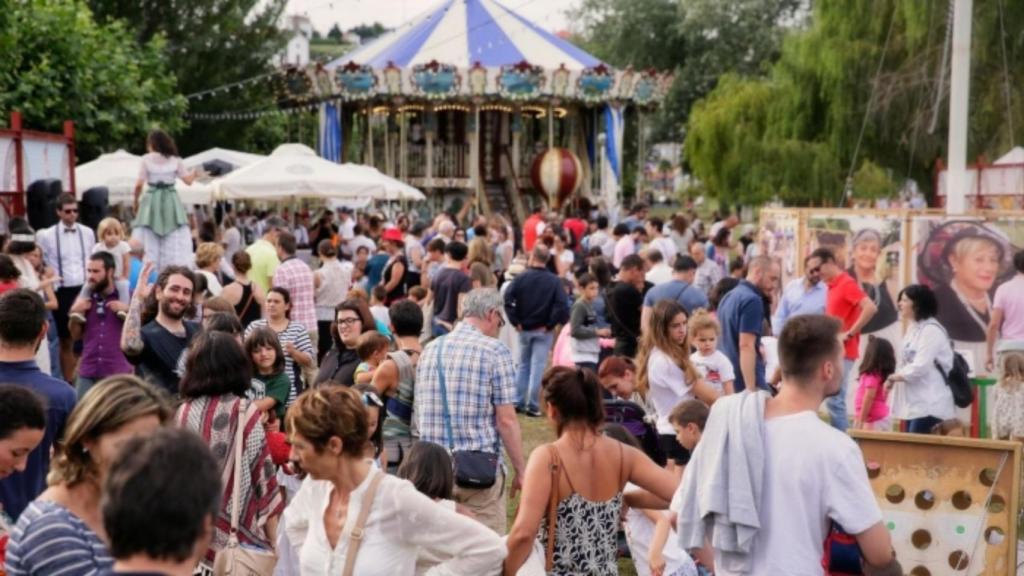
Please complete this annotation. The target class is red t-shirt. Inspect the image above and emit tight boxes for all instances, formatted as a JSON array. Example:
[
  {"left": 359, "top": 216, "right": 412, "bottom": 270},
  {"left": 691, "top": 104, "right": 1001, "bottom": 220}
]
[
  {"left": 827, "top": 271, "right": 867, "bottom": 359},
  {"left": 563, "top": 218, "right": 587, "bottom": 249},
  {"left": 523, "top": 213, "right": 543, "bottom": 253}
]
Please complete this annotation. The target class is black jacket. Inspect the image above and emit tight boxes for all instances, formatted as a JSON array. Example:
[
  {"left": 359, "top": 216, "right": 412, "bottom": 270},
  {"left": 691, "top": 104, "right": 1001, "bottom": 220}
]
[{"left": 503, "top": 267, "right": 571, "bottom": 330}]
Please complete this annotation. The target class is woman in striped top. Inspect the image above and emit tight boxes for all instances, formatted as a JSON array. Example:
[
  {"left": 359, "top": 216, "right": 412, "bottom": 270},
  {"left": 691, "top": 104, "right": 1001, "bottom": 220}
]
[
  {"left": 4, "top": 376, "right": 171, "bottom": 576},
  {"left": 244, "top": 286, "right": 316, "bottom": 405}
]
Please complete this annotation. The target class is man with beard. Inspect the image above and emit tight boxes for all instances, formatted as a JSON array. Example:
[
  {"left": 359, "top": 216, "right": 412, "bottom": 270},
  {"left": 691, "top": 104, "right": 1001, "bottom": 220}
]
[
  {"left": 120, "top": 263, "right": 198, "bottom": 394},
  {"left": 69, "top": 253, "right": 133, "bottom": 398}
]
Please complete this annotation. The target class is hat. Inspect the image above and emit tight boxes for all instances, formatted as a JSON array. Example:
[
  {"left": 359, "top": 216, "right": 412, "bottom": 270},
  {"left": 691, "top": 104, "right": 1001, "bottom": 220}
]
[
  {"left": 916, "top": 220, "right": 1014, "bottom": 287},
  {"left": 382, "top": 228, "right": 404, "bottom": 243}
]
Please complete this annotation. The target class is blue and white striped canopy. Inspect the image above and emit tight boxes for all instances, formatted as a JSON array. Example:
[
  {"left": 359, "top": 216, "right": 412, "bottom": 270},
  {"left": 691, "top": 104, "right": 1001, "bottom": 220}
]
[{"left": 328, "top": 0, "right": 603, "bottom": 72}]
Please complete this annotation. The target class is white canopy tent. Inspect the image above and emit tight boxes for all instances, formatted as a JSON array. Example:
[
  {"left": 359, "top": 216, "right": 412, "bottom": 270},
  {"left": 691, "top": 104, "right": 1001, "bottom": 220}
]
[
  {"left": 75, "top": 149, "right": 213, "bottom": 206},
  {"left": 182, "top": 147, "right": 265, "bottom": 171},
  {"left": 213, "top": 144, "right": 425, "bottom": 202}
]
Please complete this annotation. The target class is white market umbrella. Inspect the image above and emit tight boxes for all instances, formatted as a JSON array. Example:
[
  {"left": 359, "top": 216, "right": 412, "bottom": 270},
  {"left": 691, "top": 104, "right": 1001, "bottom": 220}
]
[
  {"left": 213, "top": 143, "right": 424, "bottom": 202},
  {"left": 342, "top": 163, "right": 425, "bottom": 201},
  {"left": 183, "top": 147, "right": 266, "bottom": 171},
  {"left": 76, "top": 149, "right": 214, "bottom": 206}
]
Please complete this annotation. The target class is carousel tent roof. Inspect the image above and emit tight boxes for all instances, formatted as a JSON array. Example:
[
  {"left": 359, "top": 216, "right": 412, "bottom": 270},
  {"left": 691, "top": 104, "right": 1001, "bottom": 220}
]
[
  {"left": 213, "top": 144, "right": 425, "bottom": 202},
  {"left": 328, "top": 0, "right": 602, "bottom": 72},
  {"left": 75, "top": 150, "right": 212, "bottom": 206}
]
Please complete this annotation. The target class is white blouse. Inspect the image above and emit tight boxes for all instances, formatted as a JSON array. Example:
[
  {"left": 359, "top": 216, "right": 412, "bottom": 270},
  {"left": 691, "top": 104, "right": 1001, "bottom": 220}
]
[
  {"left": 890, "top": 319, "right": 955, "bottom": 420},
  {"left": 647, "top": 347, "right": 695, "bottom": 434},
  {"left": 285, "top": 471, "right": 505, "bottom": 576}
]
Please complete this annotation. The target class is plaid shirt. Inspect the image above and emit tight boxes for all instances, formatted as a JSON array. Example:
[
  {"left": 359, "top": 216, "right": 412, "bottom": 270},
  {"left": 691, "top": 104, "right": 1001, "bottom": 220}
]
[
  {"left": 415, "top": 322, "right": 516, "bottom": 453},
  {"left": 272, "top": 258, "right": 316, "bottom": 332}
]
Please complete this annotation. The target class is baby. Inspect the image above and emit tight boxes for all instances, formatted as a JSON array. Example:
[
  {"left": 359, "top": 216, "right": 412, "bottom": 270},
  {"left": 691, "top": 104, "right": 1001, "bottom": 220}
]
[{"left": 354, "top": 330, "right": 390, "bottom": 385}]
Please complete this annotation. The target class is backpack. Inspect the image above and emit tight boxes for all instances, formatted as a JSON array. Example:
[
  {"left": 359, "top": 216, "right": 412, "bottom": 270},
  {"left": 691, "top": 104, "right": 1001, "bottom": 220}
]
[{"left": 931, "top": 323, "right": 974, "bottom": 409}]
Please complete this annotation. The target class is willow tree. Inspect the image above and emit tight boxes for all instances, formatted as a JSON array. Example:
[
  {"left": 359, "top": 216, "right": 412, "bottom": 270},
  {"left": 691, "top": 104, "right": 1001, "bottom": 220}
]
[{"left": 686, "top": 0, "right": 1024, "bottom": 206}]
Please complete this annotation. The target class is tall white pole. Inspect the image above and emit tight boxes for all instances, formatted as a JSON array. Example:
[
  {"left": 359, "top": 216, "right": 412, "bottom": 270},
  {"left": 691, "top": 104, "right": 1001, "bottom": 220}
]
[{"left": 946, "top": 0, "right": 972, "bottom": 215}]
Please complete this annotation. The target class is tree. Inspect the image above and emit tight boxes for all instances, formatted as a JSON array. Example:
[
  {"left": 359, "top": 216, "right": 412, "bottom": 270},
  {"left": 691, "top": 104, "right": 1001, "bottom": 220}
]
[
  {"left": 349, "top": 23, "right": 387, "bottom": 43},
  {"left": 88, "top": 0, "right": 289, "bottom": 156},
  {"left": 685, "top": 0, "right": 1024, "bottom": 206},
  {"left": 327, "top": 23, "right": 343, "bottom": 42},
  {"left": 0, "top": 0, "right": 185, "bottom": 161}
]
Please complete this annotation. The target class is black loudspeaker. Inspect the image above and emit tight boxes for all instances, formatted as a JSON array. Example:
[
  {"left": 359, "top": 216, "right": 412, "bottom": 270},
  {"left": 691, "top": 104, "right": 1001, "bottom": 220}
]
[
  {"left": 26, "top": 179, "right": 62, "bottom": 231},
  {"left": 79, "top": 187, "right": 109, "bottom": 231}
]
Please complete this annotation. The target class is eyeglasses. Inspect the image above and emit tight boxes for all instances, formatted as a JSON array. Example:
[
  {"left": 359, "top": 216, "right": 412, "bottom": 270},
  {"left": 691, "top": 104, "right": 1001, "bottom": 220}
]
[
  {"left": 492, "top": 310, "right": 505, "bottom": 328},
  {"left": 338, "top": 317, "right": 361, "bottom": 326},
  {"left": 807, "top": 266, "right": 821, "bottom": 274}
]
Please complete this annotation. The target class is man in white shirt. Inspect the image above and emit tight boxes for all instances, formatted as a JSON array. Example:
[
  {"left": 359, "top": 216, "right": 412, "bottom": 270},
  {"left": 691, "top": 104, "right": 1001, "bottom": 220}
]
[
  {"left": 642, "top": 248, "right": 673, "bottom": 286},
  {"left": 335, "top": 207, "right": 356, "bottom": 256},
  {"left": 646, "top": 216, "right": 677, "bottom": 265},
  {"left": 348, "top": 224, "right": 377, "bottom": 257},
  {"left": 37, "top": 193, "right": 96, "bottom": 382},
  {"left": 681, "top": 314, "right": 899, "bottom": 575}
]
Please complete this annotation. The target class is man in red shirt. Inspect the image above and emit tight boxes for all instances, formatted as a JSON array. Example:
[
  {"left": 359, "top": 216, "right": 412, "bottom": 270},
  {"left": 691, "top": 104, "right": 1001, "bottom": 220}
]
[
  {"left": 522, "top": 206, "right": 545, "bottom": 254},
  {"left": 812, "top": 247, "right": 877, "bottom": 432}
]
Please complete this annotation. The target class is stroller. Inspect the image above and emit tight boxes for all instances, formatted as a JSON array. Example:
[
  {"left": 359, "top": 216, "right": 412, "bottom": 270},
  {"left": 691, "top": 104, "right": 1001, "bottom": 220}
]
[{"left": 604, "top": 397, "right": 665, "bottom": 467}]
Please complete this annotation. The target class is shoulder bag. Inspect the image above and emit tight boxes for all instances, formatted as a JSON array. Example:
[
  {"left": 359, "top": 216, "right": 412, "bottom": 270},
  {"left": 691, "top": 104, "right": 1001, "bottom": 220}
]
[
  {"left": 212, "top": 403, "right": 277, "bottom": 576},
  {"left": 341, "top": 470, "right": 385, "bottom": 576},
  {"left": 436, "top": 337, "right": 500, "bottom": 489},
  {"left": 929, "top": 322, "right": 974, "bottom": 409},
  {"left": 544, "top": 445, "right": 560, "bottom": 571}
]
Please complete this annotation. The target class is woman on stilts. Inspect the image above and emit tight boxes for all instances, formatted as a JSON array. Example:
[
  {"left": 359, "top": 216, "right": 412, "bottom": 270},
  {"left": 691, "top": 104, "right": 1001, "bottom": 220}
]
[{"left": 133, "top": 130, "right": 200, "bottom": 272}]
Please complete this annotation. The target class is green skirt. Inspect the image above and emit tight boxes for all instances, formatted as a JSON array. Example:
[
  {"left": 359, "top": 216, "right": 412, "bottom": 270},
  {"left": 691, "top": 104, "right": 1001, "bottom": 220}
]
[{"left": 133, "top": 182, "right": 188, "bottom": 237}]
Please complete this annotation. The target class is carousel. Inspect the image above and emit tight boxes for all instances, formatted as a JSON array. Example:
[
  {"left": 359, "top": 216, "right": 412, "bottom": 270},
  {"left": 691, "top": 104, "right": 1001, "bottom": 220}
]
[{"left": 282, "top": 0, "right": 671, "bottom": 226}]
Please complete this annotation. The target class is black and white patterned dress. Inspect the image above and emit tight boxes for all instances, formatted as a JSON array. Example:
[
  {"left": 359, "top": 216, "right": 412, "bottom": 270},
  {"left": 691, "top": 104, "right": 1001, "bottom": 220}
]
[{"left": 536, "top": 444, "right": 624, "bottom": 576}]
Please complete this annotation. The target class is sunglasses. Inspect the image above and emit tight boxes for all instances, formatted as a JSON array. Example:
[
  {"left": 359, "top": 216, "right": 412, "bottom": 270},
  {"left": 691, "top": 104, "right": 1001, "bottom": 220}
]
[{"left": 62, "top": 208, "right": 78, "bottom": 214}]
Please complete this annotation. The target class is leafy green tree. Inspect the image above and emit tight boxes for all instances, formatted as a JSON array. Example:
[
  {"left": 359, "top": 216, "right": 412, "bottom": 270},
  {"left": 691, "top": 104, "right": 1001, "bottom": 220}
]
[
  {"left": 349, "top": 23, "right": 387, "bottom": 43},
  {"left": 0, "top": 0, "right": 185, "bottom": 160},
  {"left": 686, "top": 0, "right": 1024, "bottom": 206},
  {"left": 327, "top": 23, "right": 343, "bottom": 43},
  {"left": 88, "top": 0, "right": 289, "bottom": 156}
]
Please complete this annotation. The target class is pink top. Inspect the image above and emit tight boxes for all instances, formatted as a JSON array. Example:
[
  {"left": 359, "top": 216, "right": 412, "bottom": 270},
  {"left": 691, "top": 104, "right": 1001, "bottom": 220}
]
[
  {"left": 854, "top": 372, "right": 889, "bottom": 422},
  {"left": 994, "top": 274, "right": 1024, "bottom": 340}
]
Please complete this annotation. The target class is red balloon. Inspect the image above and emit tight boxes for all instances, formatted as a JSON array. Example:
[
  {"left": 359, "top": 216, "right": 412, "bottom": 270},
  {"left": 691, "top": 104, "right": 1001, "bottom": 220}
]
[{"left": 530, "top": 148, "right": 582, "bottom": 210}]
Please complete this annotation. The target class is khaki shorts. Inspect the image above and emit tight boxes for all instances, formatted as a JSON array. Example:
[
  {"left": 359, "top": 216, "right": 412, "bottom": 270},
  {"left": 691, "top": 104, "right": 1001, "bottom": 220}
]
[{"left": 453, "top": 468, "right": 507, "bottom": 535}]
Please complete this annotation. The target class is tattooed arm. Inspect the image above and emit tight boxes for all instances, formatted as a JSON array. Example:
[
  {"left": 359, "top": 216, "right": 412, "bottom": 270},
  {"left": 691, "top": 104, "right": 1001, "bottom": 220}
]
[{"left": 121, "top": 262, "right": 153, "bottom": 357}]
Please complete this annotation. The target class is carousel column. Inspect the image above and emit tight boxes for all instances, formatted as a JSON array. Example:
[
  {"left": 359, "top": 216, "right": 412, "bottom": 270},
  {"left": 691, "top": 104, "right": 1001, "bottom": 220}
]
[
  {"left": 399, "top": 107, "right": 408, "bottom": 181},
  {"left": 469, "top": 104, "right": 481, "bottom": 205},
  {"left": 511, "top": 106, "right": 522, "bottom": 181},
  {"left": 385, "top": 108, "right": 393, "bottom": 177},
  {"left": 636, "top": 108, "right": 645, "bottom": 200},
  {"left": 547, "top": 102, "right": 555, "bottom": 150},
  {"left": 366, "top": 107, "right": 375, "bottom": 168},
  {"left": 425, "top": 104, "right": 435, "bottom": 184}
]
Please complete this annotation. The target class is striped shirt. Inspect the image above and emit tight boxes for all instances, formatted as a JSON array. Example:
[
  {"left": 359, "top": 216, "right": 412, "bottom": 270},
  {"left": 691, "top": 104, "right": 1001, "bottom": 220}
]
[
  {"left": 245, "top": 319, "right": 314, "bottom": 405},
  {"left": 4, "top": 500, "right": 113, "bottom": 575},
  {"left": 414, "top": 322, "right": 516, "bottom": 454}
]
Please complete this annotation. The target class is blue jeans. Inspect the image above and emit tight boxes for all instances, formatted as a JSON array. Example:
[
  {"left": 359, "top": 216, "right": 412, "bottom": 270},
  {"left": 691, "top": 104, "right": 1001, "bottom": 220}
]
[
  {"left": 827, "top": 359, "right": 853, "bottom": 432},
  {"left": 516, "top": 329, "right": 553, "bottom": 412},
  {"left": 47, "top": 312, "right": 61, "bottom": 380},
  {"left": 76, "top": 376, "right": 99, "bottom": 399},
  {"left": 907, "top": 415, "right": 943, "bottom": 434}
]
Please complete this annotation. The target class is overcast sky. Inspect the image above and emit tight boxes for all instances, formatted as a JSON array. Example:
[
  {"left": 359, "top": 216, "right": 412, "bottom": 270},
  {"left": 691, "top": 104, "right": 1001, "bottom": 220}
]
[{"left": 286, "top": 0, "right": 584, "bottom": 35}]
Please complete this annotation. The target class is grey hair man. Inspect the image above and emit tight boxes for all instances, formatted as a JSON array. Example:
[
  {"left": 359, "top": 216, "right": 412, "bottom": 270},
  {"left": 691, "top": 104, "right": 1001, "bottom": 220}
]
[{"left": 415, "top": 288, "right": 525, "bottom": 535}]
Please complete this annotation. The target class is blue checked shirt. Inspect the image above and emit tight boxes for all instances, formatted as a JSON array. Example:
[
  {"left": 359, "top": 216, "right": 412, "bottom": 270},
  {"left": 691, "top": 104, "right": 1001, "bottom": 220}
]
[{"left": 414, "top": 322, "right": 517, "bottom": 454}]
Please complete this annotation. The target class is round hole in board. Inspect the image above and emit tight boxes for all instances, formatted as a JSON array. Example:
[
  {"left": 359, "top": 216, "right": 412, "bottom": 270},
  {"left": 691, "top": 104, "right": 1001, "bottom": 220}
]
[
  {"left": 914, "top": 489, "right": 935, "bottom": 510},
  {"left": 988, "top": 494, "right": 1006, "bottom": 514},
  {"left": 985, "top": 526, "right": 1005, "bottom": 546},
  {"left": 866, "top": 461, "right": 881, "bottom": 479},
  {"left": 951, "top": 490, "right": 972, "bottom": 510},
  {"left": 885, "top": 484, "right": 905, "bottom": 504},
  {"left": 909, "top": 566, "right": 931, "bottom": 576},
  {"left": 911, "top": 529, "right": 932, "bottom": 550},
  {"left": 948, "top": 551, "right": 969, "bottom": 570},
  {"left": 980, "top": 467, "right": 997, "bottom": 487}
]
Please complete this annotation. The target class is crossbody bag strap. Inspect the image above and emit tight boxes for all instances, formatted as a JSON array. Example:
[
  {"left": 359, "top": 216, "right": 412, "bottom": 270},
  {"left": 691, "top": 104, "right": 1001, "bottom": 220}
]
[
  {"left": 228, "top": 401, "right": 247, "bottom": 542},
  {"left": 545, "top": 444, "right": 561, "bottom": 571},
  {"left": 434, "top": 337, "right": 455, "bottom": 450},
  {"left": 238, "top": 285, "right": 256, "bottom": 319},
  {"left": 341, "top": 471, "right": 385, "bottom": 576}
]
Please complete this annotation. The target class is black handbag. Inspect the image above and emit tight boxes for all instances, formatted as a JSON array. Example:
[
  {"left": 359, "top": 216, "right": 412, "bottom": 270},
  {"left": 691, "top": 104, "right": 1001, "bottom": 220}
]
[{"left": 435, "top": 337, "right": 500, "bottom": 489}]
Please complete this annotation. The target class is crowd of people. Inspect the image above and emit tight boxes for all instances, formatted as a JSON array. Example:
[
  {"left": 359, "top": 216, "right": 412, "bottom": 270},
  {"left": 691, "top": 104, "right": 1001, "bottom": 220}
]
[{"left": 4, "top": 130, "right": 1024, "bottom": 576}]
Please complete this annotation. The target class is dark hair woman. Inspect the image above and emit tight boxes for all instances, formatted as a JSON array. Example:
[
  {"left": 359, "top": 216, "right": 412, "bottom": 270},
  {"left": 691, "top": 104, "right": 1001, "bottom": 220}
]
[
  {"left": 177, "top": 332, "right": 284, "bottom": 571},
  {"left": 314, "top": 298, "right": 375, "bottom": 387},
  {"left": 505, "top": 367, "right": 677, "bottom": 575}
]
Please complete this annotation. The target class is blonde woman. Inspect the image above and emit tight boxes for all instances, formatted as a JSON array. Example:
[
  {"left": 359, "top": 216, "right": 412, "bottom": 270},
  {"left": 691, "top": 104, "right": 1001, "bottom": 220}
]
[
  {"left": 636, "top": 300, "right": 719, "bottom": 478},
  {"left": 4, "top": 376, "right": 171, "bottom": 575},
  {"left": 283, "top": 386, "right": 505, "bottom": 575},
  {"left": 194, "top": 242, "right": 226, "bottom": 298}
]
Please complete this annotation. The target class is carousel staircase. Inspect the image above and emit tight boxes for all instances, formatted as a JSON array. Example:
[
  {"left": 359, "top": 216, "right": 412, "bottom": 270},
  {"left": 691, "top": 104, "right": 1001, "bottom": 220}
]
[{"left": 484, "top": 182, "right": 517, "bottom": 228}]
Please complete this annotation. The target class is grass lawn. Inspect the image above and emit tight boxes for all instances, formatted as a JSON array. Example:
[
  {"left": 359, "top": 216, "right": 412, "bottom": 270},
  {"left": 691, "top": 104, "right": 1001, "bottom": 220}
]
[{"left": 506, "top": 414, "right": 638, "bottom": 576}]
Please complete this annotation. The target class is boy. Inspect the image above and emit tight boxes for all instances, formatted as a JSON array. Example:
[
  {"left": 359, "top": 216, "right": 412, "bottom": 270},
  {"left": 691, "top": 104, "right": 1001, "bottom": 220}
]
[
  {"left": 670, "top": 399, "right": 710, "bottom": 453},
  {"left": 354, "top": 330, "right": 390, "bottom": 385},
  {"left": 570, "top": 273, "right": 611, "bottom": 372},
  {"left": 369, "top": 285, "right": 392, "bottom": 337}
]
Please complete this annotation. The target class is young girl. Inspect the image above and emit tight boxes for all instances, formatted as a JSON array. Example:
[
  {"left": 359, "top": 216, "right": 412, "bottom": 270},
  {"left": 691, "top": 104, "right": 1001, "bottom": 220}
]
[
  {"left": 604, "top": 424, "right": 698, "bottom": 576},
  {"left": 688, "top": 310, "right": 735, "bottom": 395},
  {"left": 990, "top": 352, "right": 1024, "bottom": 441},
  {"left": 245, "top": 327, "right": 292, "bottom": 421},
  {"left": 75, "top": 218, "right": 131, "bottom": 308},
  {"left": 854, "top": 336, "right": 895, "bottom": 431}
]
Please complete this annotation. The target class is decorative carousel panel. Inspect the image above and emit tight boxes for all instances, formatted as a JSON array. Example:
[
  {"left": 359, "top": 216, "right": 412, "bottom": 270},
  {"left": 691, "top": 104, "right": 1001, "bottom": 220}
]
[
  {"left": 498, "top": 61, "right": 546, "bottom": 101},
  {"left": 616, "top": 67, "right": 636, "bottom": 100},
  {"left": 335, "top": 62, "right": 378, "bottom": 101},
  {"left": 577, "top": 65, "right": 615, "bottom": 104},
  {"left": 468, "top": 62, "right": 488, "bottom": 97},
  {"left": 549, "top": 64, "right": 572, "bottom": 99},
  {"left": 381, "top": 62, "right": 403, "bottom": 96},
  {"left": 310, "top": 64, "right": 337, "bottom": 98},
  {"left": 279, "top": 66, "right": 315, "bottom": 101},
  {"left": 633, "top": 70, "right": 673, "bottom": 107},
  {"left": 411, "top": 61, "right": 461, "bottom": 100}
]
